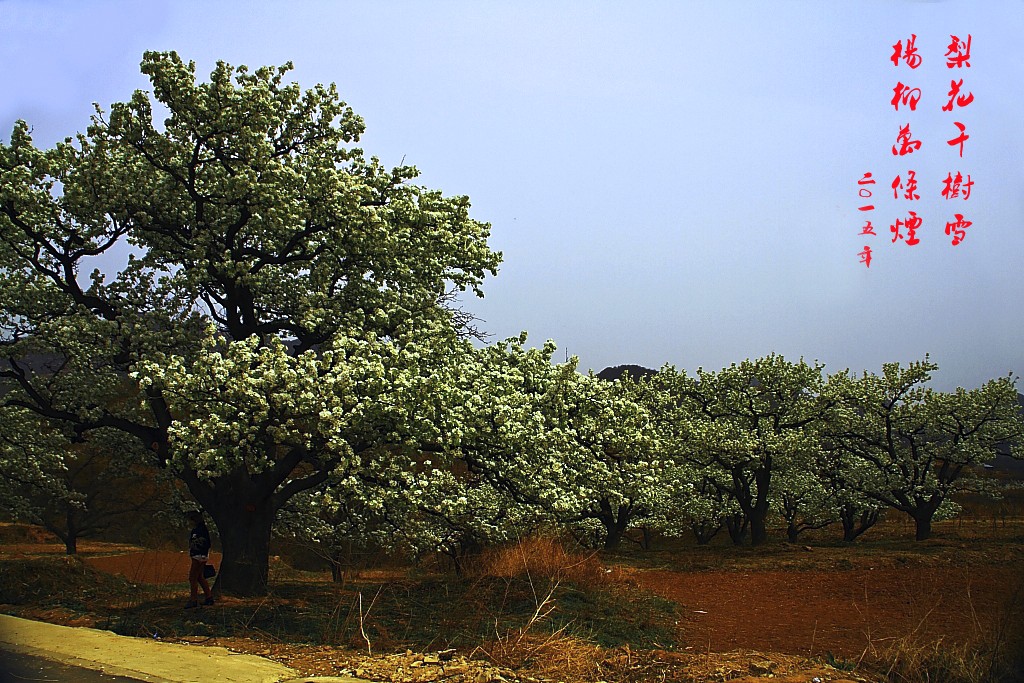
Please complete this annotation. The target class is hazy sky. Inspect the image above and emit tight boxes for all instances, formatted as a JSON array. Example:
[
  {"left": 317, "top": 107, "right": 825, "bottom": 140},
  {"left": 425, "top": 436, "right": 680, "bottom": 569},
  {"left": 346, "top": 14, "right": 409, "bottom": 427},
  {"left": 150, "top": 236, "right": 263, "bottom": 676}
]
[{"left": 2, "top": 1, "right": 1022, "bottom": 389}]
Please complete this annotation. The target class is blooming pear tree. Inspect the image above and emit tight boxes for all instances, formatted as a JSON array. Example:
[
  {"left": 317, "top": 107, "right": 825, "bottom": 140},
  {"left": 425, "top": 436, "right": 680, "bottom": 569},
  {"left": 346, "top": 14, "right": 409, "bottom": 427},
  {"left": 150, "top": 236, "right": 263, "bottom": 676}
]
[
  {"left": 814, "top": 448, "right": 886, "bottom": 542},
  {"left": 133, "top": 329, "right": 455, "bottom": 591},
  {"left": 441, "top": 336, "right": 681, "bottom": 551},
  {"left": 679, "top": 475, "right": 737, "bottom": 545},
  {"left": 280, "top": 444, "right": 549, "bottom": 578},
  {"left": 375, "top": 466, "right": 544, "bottom": 572},
  {"left": 773, "top": 463, "right": 838, "bottom": 543},
  {"left": 0, "top": 408, "right": 87, "bottom": 552},
  {"left": 0, "top": 410, "right": 168, "bottom": 554},
  {"left": 825, "top": 360, "right": 1023, "bottom": 540},
  {"left": 436, "top": 336, "right": 584, "bottom": 519},
  {"left": 645, "top": 355, "right": 831, "bottom": 546},
  {"left": 543, "top": 370, "right": 674, "bottom": 551},
  {"left": 1, "top": 52, "right": 500, "bottom": 595}
]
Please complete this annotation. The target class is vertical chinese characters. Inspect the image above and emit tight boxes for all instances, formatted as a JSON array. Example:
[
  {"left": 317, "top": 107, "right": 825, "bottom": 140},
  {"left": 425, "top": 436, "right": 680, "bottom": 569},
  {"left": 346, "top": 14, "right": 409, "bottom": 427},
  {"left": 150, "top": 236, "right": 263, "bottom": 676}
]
[
  {"left": 943, "top": 34, "right": 973, "bottom": 246},
  {"left": 854, "top": 33, "right": 976, "bottom": 267}
]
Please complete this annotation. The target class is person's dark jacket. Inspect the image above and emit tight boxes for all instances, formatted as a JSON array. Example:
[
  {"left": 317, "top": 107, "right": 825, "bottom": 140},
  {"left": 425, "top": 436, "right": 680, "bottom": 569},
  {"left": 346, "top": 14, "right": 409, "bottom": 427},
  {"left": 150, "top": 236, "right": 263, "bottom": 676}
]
[{"left": 189, "top": 524, "right": 211, "bottom": 559}]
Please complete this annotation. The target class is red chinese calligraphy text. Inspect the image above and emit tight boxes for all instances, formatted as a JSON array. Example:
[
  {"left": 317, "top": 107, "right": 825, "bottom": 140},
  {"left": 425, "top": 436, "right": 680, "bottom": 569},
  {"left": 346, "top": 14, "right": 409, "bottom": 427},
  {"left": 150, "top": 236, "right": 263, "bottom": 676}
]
[
  {"left": 891, "top": 82, "right": 922, "bottom": 111},
  {"left": 941, "top": 172, "right": 973, "bottom": 200},
  {"left": 947, "top": 121, "right": 969, "bottom": 157},
  {"left": 945, "top": 213, "right": 972, "bottom": 245},
  {"left": 891, "top": 34, "right": 922, "bottom": 69},
  {"left": 945, "top": 34, "right": 972, "bottom": 68},
  {"left": 891, "top": 211, "right": 922, "bottom": 246},
  {"left": 891, "top": 170, "right": 920, "bottom": 200},
  {"left": 892, "top": 124, "right": 922, "bottom": 156},
  {"left": 858, "top": 172, "right": 876, "bottom": 211},
  {"left": 942, "top": 78, "right": 975, "bottom": 111}
]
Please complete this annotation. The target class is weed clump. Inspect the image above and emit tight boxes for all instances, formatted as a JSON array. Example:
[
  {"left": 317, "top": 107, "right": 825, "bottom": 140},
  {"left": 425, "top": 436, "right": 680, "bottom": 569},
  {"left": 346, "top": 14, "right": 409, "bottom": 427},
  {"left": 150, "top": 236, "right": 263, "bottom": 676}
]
[
  {"left": 461, "top": 536, "right": 677, "bottom": 673},
  {"left": 863, "top": 575, "right": 1024, "bottom": 683}
]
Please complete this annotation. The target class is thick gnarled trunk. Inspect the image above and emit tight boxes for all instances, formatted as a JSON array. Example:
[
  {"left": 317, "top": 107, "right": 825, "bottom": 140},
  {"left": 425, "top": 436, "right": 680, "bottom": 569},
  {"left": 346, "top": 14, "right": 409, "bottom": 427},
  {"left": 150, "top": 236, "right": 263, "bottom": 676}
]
[
  {"left": 186, "top": 465, "right": 283, "bottom": 598},
  {"left": 209, "top": 498, "right": 274, "bottom": 597},
  {"left": 180, "top": 449, "right": 334, "bottom": 597},
  {"left": 597, "top": 498, "right": 634, "bottom": 551},
  {"left": 912, "top": 510, "right": 935, "bottom": 541},
  {"left": 749, "top": 466, "right": 772, "bottom": 546}
]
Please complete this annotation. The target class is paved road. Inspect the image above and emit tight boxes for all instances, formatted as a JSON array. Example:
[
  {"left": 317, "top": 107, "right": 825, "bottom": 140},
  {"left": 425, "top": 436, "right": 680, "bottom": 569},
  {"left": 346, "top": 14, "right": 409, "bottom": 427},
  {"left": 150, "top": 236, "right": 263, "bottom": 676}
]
[
  {"left": 0, "top": 614, "right": 299, "bottom": 683},
  {"left": 0, "top": 648, "right": 146, "bottom": 682}
]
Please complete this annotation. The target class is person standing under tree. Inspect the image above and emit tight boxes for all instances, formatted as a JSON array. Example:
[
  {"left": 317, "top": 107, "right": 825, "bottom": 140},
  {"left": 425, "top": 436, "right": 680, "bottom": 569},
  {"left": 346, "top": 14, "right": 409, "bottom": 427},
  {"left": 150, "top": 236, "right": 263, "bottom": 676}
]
[{"left": 186, "top": 511, "right": 214, "bottom": 608}]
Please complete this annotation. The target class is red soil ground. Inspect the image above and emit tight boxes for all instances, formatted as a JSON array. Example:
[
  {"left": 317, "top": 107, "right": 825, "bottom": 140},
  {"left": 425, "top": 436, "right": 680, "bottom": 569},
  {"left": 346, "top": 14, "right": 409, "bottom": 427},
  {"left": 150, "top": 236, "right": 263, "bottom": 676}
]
[
  {"left": 81, "top": 550, "right": 223, "bottom": 585},
  {"left": 631, "top": 564, "right": 1015, "bottom": 658},
  {"left": 36, "top": 545, "right": 1014, "bottom": 660},
  {"left": 2, "top": 522, "right": 1018, "bottom": 663},
  {"left": 0, "top": 543, "right": 220, "bottom": 586}
]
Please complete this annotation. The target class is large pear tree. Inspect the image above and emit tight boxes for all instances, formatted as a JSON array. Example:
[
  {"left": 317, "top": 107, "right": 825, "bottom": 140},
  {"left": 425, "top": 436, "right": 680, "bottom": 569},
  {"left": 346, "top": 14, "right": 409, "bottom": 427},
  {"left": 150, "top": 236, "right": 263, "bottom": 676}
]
[
  {"left": 0, "top": 52, "right": 500, "bottom": 595},
  {"left": 439, "top": 336, "right": 679, "bottom": 551},
  {"left": 647, "top": 355, "right": 831, "bottom": 546},
  {"left": 825, "top": 360, "right": 1023, "bottom": 541}
]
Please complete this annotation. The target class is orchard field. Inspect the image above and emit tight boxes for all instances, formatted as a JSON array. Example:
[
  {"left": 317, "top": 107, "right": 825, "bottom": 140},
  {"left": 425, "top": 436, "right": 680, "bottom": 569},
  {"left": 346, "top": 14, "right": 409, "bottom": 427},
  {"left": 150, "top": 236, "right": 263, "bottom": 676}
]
[
  {"left": 4, "top": 52, "right": 1024, "bottom": 683},
  {"left": 2, "top": 499, "right": 1023, "bottom": 683}
]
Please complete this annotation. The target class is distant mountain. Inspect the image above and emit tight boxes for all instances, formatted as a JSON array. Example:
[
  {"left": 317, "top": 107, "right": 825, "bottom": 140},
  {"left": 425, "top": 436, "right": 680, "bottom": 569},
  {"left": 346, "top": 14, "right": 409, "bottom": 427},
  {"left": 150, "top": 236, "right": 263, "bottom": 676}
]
[{"left": 595, "top": 364, "right": 656, "bottom": 381}]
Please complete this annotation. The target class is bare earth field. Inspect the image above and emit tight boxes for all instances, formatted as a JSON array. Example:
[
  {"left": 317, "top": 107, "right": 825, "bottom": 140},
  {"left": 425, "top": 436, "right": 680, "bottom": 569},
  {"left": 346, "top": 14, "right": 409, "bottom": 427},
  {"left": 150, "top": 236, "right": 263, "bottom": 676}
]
[
  {"left": 1, "top": 518, "right": 1022, "bottom": 683},
  {"left": 633, "top": 564, "right": 1016, "bottom": 657}
]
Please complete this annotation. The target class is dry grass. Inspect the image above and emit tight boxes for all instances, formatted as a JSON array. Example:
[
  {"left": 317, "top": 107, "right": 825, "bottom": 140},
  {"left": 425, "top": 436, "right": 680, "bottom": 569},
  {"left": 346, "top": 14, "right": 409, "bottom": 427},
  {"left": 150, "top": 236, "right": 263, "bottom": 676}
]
[
  {"left": 870, "top": 636, "right": 1004, "bottom": 683},
  {"left": 861, "top": 573, "right": 1024, "bottom": 683},
  {"left": 469, "top": 536, "right": 598, "bottom": 670},
  {"left": 472, "top": 578, "right": 565, "bottom": 669},
  {"left": 467, "top": 535, "right": 648, "bottom": 675},
  {"left": 470, "top": 534, "right": 612, "bottom": 586},
  {"left": 507, "top": 633, "right": 610, "bottom": 682},
  {"left": 4, "top": 522, "right": 1022, "bottom": 682}
]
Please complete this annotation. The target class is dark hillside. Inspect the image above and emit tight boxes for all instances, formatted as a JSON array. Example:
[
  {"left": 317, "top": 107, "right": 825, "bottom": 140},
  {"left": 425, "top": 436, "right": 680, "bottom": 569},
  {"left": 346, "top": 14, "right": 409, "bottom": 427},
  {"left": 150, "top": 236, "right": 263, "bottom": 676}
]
[{"left": 596, "top": 364, "right": 656, "bottom": 381}]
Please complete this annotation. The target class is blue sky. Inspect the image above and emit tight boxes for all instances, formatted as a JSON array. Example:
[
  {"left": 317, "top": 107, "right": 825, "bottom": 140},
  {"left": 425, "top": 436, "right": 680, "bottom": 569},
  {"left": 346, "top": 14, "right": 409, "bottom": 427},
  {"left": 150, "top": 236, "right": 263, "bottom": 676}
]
[{"left": 2, "top": 0, "right": 1022, "bottom": 389}]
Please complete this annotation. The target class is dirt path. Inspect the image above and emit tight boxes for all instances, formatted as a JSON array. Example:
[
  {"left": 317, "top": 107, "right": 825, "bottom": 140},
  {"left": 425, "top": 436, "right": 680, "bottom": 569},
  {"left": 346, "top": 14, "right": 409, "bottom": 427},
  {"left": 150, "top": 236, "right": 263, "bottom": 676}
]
[
  {"left": 632, "top": 565, "right": 1016, "bottom": 657},
  {"left": 81, "top": 550, "right": 223, "bottom": 585}
]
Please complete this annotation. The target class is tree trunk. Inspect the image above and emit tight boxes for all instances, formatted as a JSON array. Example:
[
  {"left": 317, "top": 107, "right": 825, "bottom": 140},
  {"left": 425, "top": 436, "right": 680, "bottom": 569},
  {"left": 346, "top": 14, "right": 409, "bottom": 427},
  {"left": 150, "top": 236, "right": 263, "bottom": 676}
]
[
  {"left": 913, "top": 514, "right": 933, "bottom": 541},
  {"left": 208, "top": 501, "right": 274, "bottom": 597},
  {"left": 692, "top": 520, "right": 722, "bottom": 545},
  {"left": 183, "top": 452, "right": 329, "bottom": 597},
  {"left": 908, "top": 496, "right": 943, "bottom": 541},
  {"left": 786, "top": 521, "right": 801, "bottom": 544},
  {"left": 841, "top": 508, "right": 878, "bottom": 543},
  {"left": 603, "top": 518, "right": 628, "bottom": 551},
  {"left": 726, "top": 513, "right": 749, "bottom": 545},
  {"left": 597, "top": 499, "right": 632, "bottom": 551},
  {"left": 750, "top": 512, "right": 769, "bottom": 546},
  {"left": 52, "top": 510, "right": 78, "bottom": 555},
  {"left": 328, "top": 539, "right": 356, "bottom": 585},
  {"left": 329, "top": 559, "right": 346, "bottom": 585},
  {"left": 749, "top": 467, "right": 772, "bottom": 546}
]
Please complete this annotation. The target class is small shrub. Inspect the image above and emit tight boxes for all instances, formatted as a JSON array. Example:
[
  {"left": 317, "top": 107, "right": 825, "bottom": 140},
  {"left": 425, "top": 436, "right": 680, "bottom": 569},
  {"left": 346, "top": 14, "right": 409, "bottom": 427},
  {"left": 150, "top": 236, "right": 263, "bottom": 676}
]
[{"left": 471, "top": 536, "right": 610, "bottom": 586}]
